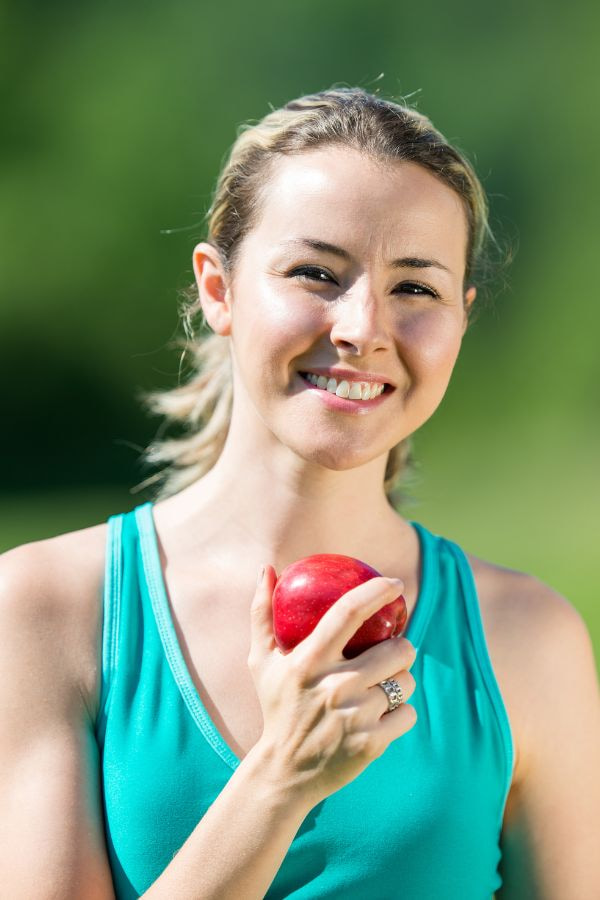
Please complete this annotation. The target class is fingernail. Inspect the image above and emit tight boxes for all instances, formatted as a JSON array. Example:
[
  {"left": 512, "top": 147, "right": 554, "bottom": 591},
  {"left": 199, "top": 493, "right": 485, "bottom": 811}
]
[{"left": 257, "top": 565, "right": 266, "bottom": 587}]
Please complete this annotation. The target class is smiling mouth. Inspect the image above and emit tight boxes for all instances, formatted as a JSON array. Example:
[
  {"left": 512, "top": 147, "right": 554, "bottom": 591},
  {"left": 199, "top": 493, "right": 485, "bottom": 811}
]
[{"left": 298, "top": 372, "right": 394, "bottom": 400}]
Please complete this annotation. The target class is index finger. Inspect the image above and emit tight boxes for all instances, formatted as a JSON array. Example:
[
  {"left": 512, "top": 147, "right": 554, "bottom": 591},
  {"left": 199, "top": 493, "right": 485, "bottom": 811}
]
[{"left": 298, "top": 576, "right": 405, "bottom": 665}]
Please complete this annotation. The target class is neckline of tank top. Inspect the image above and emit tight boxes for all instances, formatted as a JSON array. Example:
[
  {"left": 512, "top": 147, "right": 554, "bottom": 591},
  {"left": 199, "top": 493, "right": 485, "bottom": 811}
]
[
  {"left": 130, "top": 502, "right": 440, "bottom": 769},
  {"left": 134, "top": 500, "right": 439, "bottom": 652}
]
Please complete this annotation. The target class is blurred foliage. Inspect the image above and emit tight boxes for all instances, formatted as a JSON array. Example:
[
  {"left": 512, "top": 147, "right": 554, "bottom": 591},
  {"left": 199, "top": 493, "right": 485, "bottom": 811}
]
[{"left": 1, "top": 0, "right": 598, "bottom": 662}]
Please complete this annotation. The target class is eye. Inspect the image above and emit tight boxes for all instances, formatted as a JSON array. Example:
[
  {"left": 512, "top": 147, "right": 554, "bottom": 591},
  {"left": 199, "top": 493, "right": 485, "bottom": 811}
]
[
  {"left": 394, "top": 281, "right": 440, "bottom": 299},
  {"left": 288, "top": 265, "right": 338, "bottom": 285}
]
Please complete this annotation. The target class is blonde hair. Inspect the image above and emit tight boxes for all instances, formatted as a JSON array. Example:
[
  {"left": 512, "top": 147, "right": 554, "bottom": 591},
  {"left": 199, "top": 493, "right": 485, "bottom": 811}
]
[{"left": 132, "top": 87, "right": 494, "bottom": 506}]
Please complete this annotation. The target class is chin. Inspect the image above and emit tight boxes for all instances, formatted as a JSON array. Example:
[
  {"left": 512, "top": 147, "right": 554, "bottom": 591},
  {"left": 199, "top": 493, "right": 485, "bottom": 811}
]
[{"left": 289, "top": 439, "right": 389, "bottom": 473}]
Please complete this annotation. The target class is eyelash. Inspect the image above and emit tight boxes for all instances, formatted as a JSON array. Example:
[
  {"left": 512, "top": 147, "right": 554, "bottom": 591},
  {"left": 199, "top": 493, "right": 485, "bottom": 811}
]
[{"left": 288, "top": 265, "right": 440, "bottom": 299}]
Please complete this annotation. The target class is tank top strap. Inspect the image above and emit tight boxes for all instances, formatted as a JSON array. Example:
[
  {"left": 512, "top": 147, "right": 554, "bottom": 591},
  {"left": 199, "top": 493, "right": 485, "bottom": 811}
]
[
  {"left": 406, "top": 520, "right": 440, "bottom": 648},
  {"left": 94, "top": 508, "right": 133, "bottom": 745},
  {"left": 439, "top": 533, "right": 515, "bottom": 787}
]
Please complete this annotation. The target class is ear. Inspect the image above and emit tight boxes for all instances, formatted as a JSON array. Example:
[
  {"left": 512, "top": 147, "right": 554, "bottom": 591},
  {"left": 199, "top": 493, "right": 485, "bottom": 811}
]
[
  {"left": 192, "top": 242, "right": 232, "bottom": 336},
  {"left": 462, "top": 285, "right": 477, "bottom": 334}
]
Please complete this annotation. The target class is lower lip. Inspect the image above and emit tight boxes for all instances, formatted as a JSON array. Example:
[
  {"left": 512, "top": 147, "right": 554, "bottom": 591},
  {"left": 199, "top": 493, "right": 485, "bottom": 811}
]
[{"left": 298, "top": 373, "right": 393, "bottom": 413}]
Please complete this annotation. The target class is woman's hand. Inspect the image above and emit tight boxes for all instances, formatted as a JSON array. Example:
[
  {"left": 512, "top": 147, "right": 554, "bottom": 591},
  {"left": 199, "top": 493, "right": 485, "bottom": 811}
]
[{"left": 247, "top": 564, "right": 418, "bottom": 808}]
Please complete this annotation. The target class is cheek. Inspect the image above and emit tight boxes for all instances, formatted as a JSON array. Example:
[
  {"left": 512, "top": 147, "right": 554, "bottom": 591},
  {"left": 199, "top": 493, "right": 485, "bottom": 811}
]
[
  {"left": 232, "top": 287, "right": 323, "bottom": 387},
  {"left": 398, "top": 309, "right": 463, "bottom": 377},
  {"left": 255, "top": 293, "right": 327, "bottom": 360}
]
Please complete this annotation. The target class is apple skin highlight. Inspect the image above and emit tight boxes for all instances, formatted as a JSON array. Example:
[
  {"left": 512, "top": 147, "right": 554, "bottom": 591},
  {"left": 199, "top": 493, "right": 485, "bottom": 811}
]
[{"left": 272, "top": 554, "right": 407, "bottom": 660}]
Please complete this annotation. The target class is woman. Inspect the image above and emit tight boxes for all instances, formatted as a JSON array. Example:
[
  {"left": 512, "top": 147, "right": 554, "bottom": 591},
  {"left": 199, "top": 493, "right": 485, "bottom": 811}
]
[{"left": 1, "top": 88, "right": 598, "bottom": 899}]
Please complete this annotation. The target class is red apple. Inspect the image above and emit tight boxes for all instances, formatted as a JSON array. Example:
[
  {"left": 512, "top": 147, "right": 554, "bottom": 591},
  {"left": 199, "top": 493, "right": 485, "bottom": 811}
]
[{"left": 272, "top": 554, "right": 407, "bottom": 660}]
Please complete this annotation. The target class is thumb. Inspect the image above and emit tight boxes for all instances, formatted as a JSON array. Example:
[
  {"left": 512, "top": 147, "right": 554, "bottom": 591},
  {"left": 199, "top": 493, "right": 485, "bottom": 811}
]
[{"left": 249, "top": 564, "right": 278, "bottom": 657}]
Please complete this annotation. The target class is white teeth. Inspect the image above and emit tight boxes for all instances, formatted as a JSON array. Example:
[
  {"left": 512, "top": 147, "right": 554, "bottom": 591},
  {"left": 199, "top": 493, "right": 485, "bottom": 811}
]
[
  {"left": 303, "top": 372, "right": 385, "bottom": 400},
  {"left": 335, "top": 380, "right": 350, "bottom": 398}
]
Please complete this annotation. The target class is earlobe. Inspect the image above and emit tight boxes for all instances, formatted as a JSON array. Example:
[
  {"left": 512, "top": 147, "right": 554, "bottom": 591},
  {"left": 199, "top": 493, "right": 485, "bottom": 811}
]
[
  {"left": 464, "top": 285, "right": 477, "bottom": 310},
  {"left": 462, "top": 285, "right": 477, "bottom": 334},
  {"left": 193, "top": 242, "right": 232, "bottom": 336}
]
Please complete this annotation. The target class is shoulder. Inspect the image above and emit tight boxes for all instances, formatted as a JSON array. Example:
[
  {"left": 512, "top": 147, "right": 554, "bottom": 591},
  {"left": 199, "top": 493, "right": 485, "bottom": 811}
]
[
  {"left": 0, "top": 521, "right": 110, "bottom": 720},
  {"left": 466, "top": 552, "right": 596, "bottom": 782},
  {"left": 466, "top": 551, "right": 583, "bottom": 637},
  {"left": 467, "top": 551, "right": 591, "bottom": 657}
]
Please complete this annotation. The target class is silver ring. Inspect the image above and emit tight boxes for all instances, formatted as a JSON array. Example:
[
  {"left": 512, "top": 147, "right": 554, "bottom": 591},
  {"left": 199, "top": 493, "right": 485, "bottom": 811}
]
[{"left": 378, "top": 678, "right": 405, "bottom": 713}]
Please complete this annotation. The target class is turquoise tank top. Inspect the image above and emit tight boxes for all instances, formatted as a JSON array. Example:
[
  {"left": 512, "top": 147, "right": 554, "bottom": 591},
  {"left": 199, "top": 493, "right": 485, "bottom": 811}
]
[{"left": 95, "top": 502, "right": 514, "bottom": 898}]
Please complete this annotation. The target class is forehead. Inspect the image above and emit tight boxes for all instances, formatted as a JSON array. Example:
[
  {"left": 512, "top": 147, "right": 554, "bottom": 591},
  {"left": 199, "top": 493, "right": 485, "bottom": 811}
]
[{"left": 250, "top": 146, "right": 468, "bottom": 262}]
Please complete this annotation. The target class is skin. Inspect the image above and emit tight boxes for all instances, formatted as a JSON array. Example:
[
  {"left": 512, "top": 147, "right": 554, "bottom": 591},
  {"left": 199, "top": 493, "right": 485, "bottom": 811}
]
[{"left": 155, "top": 146, "right": 476, "bottom": 585}]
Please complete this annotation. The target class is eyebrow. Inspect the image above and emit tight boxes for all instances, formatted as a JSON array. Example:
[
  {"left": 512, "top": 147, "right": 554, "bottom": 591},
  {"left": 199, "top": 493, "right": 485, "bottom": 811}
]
[{"left": 278, "top": 238, "right": 453, "bottom": 275}]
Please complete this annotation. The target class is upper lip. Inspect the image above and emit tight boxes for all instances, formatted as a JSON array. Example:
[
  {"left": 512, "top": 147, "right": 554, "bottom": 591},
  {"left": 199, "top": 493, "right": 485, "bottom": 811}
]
[{"left": 299, "top": 367, "right": 396, "bottom": 388}]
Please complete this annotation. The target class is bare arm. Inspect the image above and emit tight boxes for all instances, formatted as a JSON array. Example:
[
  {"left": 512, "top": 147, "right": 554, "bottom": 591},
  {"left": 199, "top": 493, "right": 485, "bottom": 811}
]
[
  {"left": 0, "top": 543, "right": 115, "bottom": 899},
  {"left": 497, "top": 583, "right": 600, "bottom": 898},
  {"left": 142, "top": 742, "right": 312, "bottom": 899}
]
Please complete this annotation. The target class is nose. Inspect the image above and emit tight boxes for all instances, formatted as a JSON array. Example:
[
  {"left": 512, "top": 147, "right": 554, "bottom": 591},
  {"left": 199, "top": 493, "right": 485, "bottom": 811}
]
[{"left": 329, "top": 282, "right": 392, "bottom": 356}]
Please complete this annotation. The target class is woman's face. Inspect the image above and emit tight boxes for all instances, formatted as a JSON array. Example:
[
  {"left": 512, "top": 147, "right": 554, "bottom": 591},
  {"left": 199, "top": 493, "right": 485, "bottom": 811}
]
[{"left": 200, "top": 145, "right": 475, "bottom": 473}]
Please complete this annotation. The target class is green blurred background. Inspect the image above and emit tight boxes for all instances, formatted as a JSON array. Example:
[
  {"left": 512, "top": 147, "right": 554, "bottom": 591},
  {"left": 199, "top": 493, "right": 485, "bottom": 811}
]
[{"left": 1, "top": 1, "right": 598, "bottom": 665}]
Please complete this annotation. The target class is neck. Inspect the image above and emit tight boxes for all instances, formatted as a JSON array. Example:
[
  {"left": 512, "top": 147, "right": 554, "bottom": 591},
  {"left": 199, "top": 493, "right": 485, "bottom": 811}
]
[{"left": 152, "top": 416, "right": 412, "bottom": 578}]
